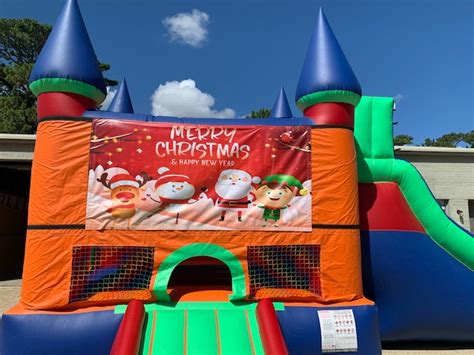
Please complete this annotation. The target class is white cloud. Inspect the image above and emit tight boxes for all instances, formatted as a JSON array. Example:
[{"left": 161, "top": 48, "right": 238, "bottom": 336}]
[
  {"left": 393, "top": 94, "right": 404, "bottom": 102},
  {"left": 102, "top": 86, "right": 117, "bottom": 109},
  {"left": 162, "top": 9, "right": 210, "bottom": 47},
  {"left": 150, "top": 79, "right": 235, "bottom": 118}
]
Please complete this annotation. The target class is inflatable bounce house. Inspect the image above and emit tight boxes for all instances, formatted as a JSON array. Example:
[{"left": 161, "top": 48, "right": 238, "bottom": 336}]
[{"left": 1, "top": 1, "right": 473, "bottom": 354}]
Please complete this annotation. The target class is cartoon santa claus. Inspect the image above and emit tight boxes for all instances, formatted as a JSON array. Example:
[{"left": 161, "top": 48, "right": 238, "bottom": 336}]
[
  {"left": 147, "top": 167, "right": 200, "bottom": 224},
  {"left": 210, "top": 169, "right": 260, "bottom": 222}
]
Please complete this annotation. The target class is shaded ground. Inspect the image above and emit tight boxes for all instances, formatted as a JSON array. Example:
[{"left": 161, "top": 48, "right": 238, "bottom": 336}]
[{"left": 0, "top": 279, "right": 21, "bottom": 314}]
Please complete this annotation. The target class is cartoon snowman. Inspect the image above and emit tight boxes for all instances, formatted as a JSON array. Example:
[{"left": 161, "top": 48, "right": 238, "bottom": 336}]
[{"left": 146, "top": 167, "right": 200, "bottom": 224}]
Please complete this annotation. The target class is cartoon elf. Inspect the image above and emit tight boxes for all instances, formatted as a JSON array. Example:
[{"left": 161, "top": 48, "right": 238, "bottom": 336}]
[{"left": 254, "top": 174, "right": 308, "bottom": 227}]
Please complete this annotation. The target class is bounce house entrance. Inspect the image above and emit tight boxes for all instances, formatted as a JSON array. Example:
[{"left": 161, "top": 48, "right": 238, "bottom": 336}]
[
  {"left": 168, "top": 257, "right": 233, "bottom": 301},
  {"left": 134, "top": 245, "right": 268, "bottom": 354},
  {"left": 153, "top": 243, "right": 246, "bottom": 302}
]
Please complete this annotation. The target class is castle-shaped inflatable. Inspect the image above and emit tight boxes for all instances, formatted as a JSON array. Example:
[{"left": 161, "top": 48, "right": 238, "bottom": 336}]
[{"left": 1, "top": 1, "right": 473, "bottom": 354}]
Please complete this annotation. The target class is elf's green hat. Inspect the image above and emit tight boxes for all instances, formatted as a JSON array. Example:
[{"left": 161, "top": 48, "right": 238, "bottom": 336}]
[{"left": 261, "top": 174, "right": 309, "bottom": 196}]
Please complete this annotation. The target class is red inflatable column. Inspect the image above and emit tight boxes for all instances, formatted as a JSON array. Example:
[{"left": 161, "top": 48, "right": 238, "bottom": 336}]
[
  {"left": 110, "top": 300, "right": 146, "bottom": 355},
  {"left": 256, "top": 299, "right": 288, "bottom": 355}
]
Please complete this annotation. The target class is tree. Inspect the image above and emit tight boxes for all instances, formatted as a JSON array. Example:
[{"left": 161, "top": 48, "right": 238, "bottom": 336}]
[
  {"left": 246, "top": 108, "right": 271, "bottom": 118},
  {"left": 422, "top": 131, "right": 473, "bottom": 148},
  {"left": 463, "top": 131, "right": 474, "bottom": 147},
  {"left": 0, "top": 19, "right": 117, "bottom": 134},
  {"left": 99, "top": 63, "right": 119, "bottom": 88},
  {"left": 393, "top": 134, "right": 414, "bottom": 146}
]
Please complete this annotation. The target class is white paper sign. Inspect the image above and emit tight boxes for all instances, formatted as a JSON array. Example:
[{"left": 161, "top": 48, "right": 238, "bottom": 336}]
[{"left": 317, "top": 309, "right": 358, "bottom": 353}]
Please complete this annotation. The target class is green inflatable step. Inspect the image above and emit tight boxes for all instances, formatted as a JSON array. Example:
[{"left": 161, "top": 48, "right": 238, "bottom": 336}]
[{"left": 134, "top": 302, "right": 265, "bottom": 355}]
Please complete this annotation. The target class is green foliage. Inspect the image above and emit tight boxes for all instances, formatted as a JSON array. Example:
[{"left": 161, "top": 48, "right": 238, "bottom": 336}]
[
  {"left": 422, "top": 131, "right": 473, "bottom": 147},
  {"left": 463, "top": 131, "right": 474, "bottom": 146},
  {"left": 0, "top": 19, "right": 51, "bottom": 65},
  {"left": 246, "top": 108, "right": 271, "bottom": 118},
  {"left": 99, "top": 63, "right": 118, "bottom": 87},
  {"left": 0, "top": 19, "right": 51, "bottom": 133},
  {"left": 392, "top": 132, "right": 473, "bottom": 148},
  {"left": 0, "top": 63, "right": 37, "bottom": 133},
  {"left": 393, "top": 134, "right": 413, "bottom": 146},
  {"left": 0, "top": 18, "right": 116, "bottom": 134}
]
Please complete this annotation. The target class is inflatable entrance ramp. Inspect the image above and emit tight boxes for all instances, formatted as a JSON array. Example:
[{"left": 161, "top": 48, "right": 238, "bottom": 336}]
[{"left": 113, "top": 301, "right": 280, "bottom": 354}]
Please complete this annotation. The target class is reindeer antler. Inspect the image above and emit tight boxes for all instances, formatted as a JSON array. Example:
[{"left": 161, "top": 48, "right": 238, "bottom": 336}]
[
  {"left": 97, "top": 172, "right": 111, "bottom": 189},
  {"left": 136, "top": 172, "right": 152, "bottom": 188}
]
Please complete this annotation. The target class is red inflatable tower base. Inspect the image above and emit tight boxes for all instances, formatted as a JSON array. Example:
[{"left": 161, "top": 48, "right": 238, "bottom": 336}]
[
  {"left": 37, "top": 92, "right": 97, "bottom": 119},
  {"left": 304, "top": 102, "right": 354, "bottom": 127}
]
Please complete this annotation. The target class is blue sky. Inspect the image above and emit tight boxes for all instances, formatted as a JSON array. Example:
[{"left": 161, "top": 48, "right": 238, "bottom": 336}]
[{"left": 2, "top": 0, "right": 473, "bottom": 143}]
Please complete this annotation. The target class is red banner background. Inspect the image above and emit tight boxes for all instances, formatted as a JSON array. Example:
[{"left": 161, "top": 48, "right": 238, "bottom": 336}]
[{"left": 86, "top": 119, "right": 312, "bottom": 231}]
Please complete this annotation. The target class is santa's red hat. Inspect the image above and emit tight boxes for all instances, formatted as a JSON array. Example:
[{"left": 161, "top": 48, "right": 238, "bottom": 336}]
[
  {"left": 155, "top": 167, "right": 190, "bottom": 189},
  {"left": 109, "top": 174, "right": 139, "bottom": 189}
]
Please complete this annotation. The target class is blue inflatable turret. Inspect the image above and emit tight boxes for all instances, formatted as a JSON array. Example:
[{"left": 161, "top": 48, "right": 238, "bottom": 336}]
[
  {"left": 107, "top": 79, "right": 134, "bottom": 113},
  {"left": 295, "top": 8, "right": 362, "bottom": 112},
  {"left": 29, "top": 0, "right": 106, "bottom": 117},
  {"left": 271, "top": 86, "right": 293, "bottom": 118}
]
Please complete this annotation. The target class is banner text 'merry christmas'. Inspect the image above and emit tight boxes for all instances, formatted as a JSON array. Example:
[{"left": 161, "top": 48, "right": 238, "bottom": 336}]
[{"left": 155, "top": 126, "right": 251, "bottom": 160}]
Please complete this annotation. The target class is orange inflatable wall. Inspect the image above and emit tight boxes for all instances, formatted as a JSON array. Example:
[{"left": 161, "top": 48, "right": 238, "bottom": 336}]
[{"left": 21, "top": 119, "right": 364, "bottom": 310}]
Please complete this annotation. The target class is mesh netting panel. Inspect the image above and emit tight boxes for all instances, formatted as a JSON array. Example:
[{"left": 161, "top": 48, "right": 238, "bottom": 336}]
[
  {"left": 247, "top": 244, "right": 321, "bottom": 296},
  {"left": 70, "top": 246, "right": 154, "bottom": 302}
]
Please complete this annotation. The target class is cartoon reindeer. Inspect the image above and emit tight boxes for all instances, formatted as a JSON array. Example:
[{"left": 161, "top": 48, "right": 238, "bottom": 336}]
[{"left": 98, "top": 172, "right": 151, "bottom": 228}]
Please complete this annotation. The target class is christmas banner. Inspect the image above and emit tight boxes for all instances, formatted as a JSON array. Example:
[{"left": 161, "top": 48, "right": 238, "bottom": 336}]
[{"left": 86, "top": 119, "right": 312, "bottom": 231}]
